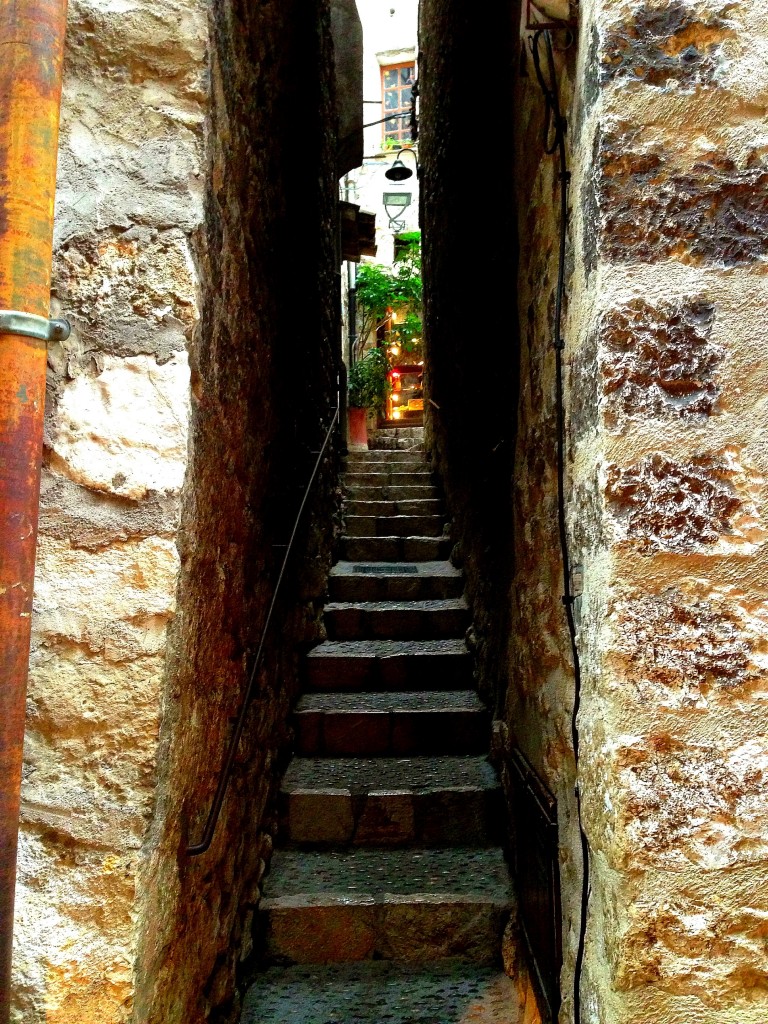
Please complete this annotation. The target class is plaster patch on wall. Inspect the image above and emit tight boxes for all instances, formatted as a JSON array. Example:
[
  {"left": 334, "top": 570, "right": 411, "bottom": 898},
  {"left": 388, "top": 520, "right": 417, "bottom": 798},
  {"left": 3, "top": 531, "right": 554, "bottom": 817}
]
[
  {"left": 605, "top": 449, "right": 764, "bottom": 553},
  {"left": 609, "top": 585, "right": 768, "bottom": 710},
  {"left": 616, "top": 735, "right": 768, "bottom": 869},
  {"left": 31, "top": 535, "right": 178, "bottom": 659},
  {"left": 50, "top": 352, "right": 190, "bottom": 500},
  {"left": 598, "top": 298, "right": 723, "bottom": 427},
  {"left": 601, "top": 1, "right": 736, "bottom": 89},
  {"left": 616, "top": 875, "right": 768, "bottom": 1003},
  {"left": 14, "top": 831, "right": 135, "bottom": 1024},
  {"left": 595, "top": 129, "right": 768, "bottom": 267},
  {"left": 53, "top": 227, "right": 199, "bottom": 361}
]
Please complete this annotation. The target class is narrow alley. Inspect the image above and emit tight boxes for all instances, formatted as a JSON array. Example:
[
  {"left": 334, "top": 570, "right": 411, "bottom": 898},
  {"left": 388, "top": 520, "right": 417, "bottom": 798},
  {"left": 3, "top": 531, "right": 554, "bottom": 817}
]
[
  {"left": 242, "top": 425, "right": 519, "bottom": 1021},
  {"left": 2, "top": 0, "right": 768, "bottom": 1023}
]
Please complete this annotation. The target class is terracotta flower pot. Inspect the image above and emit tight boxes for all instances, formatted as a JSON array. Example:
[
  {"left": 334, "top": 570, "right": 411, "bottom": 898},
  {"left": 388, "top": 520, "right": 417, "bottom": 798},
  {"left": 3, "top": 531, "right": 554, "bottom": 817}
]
[{"left": 348, "top": 406, "right": 368, "bottom": 449}]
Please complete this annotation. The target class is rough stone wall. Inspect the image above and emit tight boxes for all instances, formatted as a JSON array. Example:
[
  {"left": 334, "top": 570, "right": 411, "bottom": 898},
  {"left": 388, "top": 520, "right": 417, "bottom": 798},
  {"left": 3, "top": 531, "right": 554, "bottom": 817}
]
[
  {"left": 132, "top": 0, "right": 340, "bottom": 1019},
  {"left": 424, "top": 0, "right": 768, "bottom": 1021},
  {"left": 509, "top": 0, "right": 768, "bottom": 1021},
  {"left": 502, "top": 18, "right": 583, "bottom": 1023},
  {"left": 13, "top": 0, "right": 340, "bottom": 1021},
  {"left": 569, "top": 1, "right": 768, "bottom": 1020},
  {"left": 13, "top": 0, "right": 208, "bottom": 1019},
  {"left": 418, "top": 0, "right": 521, "bottom": 711}
]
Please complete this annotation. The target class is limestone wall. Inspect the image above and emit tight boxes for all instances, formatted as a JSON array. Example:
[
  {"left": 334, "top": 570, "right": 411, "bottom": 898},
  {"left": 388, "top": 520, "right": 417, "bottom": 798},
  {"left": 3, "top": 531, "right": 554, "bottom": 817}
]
[
  {"left": 423, "top": 0, "right": 768, "bottom": 1020},
  {"left": 504, "top": 16, "right": 582, "bottom": 1022},
  {"left": 511, "top": 0, "right": 768, "bottom": 1020},
  {"left": 133, "top": 1, "right": 340, "bottom": 1019},
  {"left": 13, "top": 0, "right": 341, "bottom": 1021},
  {"left": 568, "top": 1, "right": 768, "bottom": 1020},
  {"left": 13, "top": 0, "right": 207, "bottom": 1019}
]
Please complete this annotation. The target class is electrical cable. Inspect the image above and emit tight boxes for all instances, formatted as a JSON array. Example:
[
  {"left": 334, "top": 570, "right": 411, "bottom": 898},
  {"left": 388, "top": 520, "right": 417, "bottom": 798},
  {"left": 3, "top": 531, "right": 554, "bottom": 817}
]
[{"left": 531, "top": 28, "right": 590, "bottom": 1024}]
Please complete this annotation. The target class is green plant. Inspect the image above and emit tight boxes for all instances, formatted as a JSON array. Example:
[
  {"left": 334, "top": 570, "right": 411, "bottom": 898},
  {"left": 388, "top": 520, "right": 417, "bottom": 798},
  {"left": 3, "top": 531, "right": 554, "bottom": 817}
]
[
  {"left": 348, "top": 347, "right": 391, "bottom": 412},
  {"left": 355, "top": 235, "right": 422, "bottom": 349}
]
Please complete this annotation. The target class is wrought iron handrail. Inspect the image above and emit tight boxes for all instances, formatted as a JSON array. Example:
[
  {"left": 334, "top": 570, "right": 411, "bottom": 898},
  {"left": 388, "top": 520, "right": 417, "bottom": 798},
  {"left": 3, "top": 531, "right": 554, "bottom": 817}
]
[{"left": 187, "top": 395, "right": 340, "bottom": 856}]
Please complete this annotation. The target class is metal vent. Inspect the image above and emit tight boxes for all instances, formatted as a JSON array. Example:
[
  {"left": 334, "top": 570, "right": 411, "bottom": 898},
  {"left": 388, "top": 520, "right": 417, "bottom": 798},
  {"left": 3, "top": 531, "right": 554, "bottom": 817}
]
[
  {"left": 351, "top": 565, "right": 418, "bottom": 574},
  {"left": 508, "top": 748, "right": 562, "bottom": 1022}
]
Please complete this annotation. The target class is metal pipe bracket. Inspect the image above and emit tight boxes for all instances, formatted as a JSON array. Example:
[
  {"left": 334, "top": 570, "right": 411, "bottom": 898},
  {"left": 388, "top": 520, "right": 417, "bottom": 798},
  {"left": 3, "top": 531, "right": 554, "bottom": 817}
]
[{"left": 0, "top": 310, "right": 71, "bottom": 343}]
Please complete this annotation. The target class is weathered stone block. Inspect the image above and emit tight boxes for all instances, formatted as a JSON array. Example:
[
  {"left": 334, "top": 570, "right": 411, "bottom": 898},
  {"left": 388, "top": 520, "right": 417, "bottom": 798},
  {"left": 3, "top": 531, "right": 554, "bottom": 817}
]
[
  {"left": 52, "top": 228, "right": 198, "bottom": 360},
  {"left": 599, "top": 298, "right": 722, "bottom": 426},
  {"left": 585, "top": 733, "right": 768, "bottom": 870},
  {"left": 355, "top": 793, "right": 416, "bottom": 845},
  {"left": 264, "top": 901, "right": 377, "bottom": 963},
  {"left": 592, "top": 130, "right": 768, "bottom": 266},
  {"left": 605, "top": 450, "right": 762, "bottom": 553},
  {"left": 601, "top": 2, "right": 735, "bottom": 89},
  {"left": 608, "top": 587, "right": 767, "bottom": 711},
  {"left": 614, "top": 868, "right": 768, "bottom": 1003},
  {"left": 49, "top": 352, "right": 190, "bottom": 500}
]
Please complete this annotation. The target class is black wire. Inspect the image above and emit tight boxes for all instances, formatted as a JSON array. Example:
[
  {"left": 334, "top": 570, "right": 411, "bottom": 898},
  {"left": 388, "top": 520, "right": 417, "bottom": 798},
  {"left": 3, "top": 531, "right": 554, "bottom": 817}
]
[{"left": 531, "top": 28, "right": 590, "bottom": 1024}]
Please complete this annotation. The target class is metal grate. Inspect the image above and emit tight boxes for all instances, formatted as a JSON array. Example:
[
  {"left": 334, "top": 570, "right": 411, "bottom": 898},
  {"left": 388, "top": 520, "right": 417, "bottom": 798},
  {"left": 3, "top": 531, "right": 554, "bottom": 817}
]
[
  {"left": 508, "top": 748, "right": 562, "bottom": 1022},
  {"left": 352, "top": 565, "right": 418, "bottom": 574}
]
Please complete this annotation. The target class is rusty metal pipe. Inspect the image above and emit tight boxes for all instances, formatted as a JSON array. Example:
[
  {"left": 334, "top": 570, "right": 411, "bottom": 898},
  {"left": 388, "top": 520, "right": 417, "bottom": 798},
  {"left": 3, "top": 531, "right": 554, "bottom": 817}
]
[{"left": 0, "top": 0, "right": 68, "bottom": 1019}]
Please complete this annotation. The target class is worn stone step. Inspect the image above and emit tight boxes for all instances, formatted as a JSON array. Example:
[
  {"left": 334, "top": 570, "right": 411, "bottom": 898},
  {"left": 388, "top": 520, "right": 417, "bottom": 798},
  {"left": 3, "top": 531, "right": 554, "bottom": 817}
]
[
  {"left": 340, "top": 535, "right": 452, "bottom": 562},
  {"left": 280, "top": 756, "right": 502, "bottom": 848},
  {"left": 371, "top": 424, "right": 424, "bottom": 437},
  {"left": 260, "top": 847, "right": 513, "bottom": 965},
  {"left": 345, "top": 449, "right": 427, "bottom": 464},
  {"left": 241, "top": 961, "right": 518, "bottom": 1024},
  {"left": 348, "top": 456, "right": 430, "bottom": 471},
  {"left": 305, "top": 639, "right": 472, "bottom": 692},
  {"left": 368, "top": 434, "right": 428, "bottom": 450},
  {"left": 345, "top": 484, "right": 439, "bottom": 501},
  {"left": 329, "top": 561, "right": 463, "bottom": 602},
  {"left": 344, "top": 515, "right": 446, "bottom": 538},
  {"left": 345, "top": 498, "right": 443, "bottom": 517},
  {"left": 294, "top": 691, "right": 488, "bottom": 757},
  {"left": 325, "top": 599, "right": 469, "bottom": 641},
  {"left": 344, "top": 471, "right": 434, "bottom": 488},
  {"left": 370, "top": 438, "right": 426, "bottom": 451},
  {"left": 368, "top": 431, "right": 426, "bottom": 451}
]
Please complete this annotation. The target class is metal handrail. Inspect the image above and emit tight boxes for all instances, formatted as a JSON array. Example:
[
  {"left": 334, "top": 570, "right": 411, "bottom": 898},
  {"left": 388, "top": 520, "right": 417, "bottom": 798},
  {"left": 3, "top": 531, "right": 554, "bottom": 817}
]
[{"left": 187, "top": 394, "right": 340, "bottom": 856}]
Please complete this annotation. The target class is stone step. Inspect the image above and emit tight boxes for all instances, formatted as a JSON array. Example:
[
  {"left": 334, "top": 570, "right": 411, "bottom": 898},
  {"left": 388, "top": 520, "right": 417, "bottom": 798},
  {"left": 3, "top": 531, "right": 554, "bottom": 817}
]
[
  {"left": 340, "top": 536, "right": 452, "bottom": 562},
  {"left": 345, "top": 449, "right": 427, "bottom": 464},
  {"left": 241, "top": 961, "right": 518, "bottom": 1024},
  {"left": 304, "top": 639, "right": 472, "bottom": 692},
  {"left": 329, "top": 561, "right": 463, "bottom": 602},
  {"left": 344, "top": 515, "right": 446, "bottom": 538},
  {"left": 344, "top": 471, "right": 434, "bottom": 488},
  {"left": 324, "top": 599, "right": 469, "bottom": 641},
  {"left": 294, "top": 691, "right": 488, "bottom": 757},
  {"left": 259, "top": 847, "right": 513, "bottom": 965},
  {"left": 280, "top": 756, "right": 502, "bottom": 848},
  {"left": 345, "top": 484, "right": 439, "bottom": 501},
  {"left": 371, "top": 423, "right": 424, "bottom": 436},
  {"left": 368, "top": 431, "right": 425, "bottom": 450},
  {"left": 345, "top": 498, "right": 443, "bottom": 517},
  {"left": 345, "top": 460, "right": 428, "bottom": 476},
  {"left": 369, "top": 438, "right": 426, "bottom": 451}
]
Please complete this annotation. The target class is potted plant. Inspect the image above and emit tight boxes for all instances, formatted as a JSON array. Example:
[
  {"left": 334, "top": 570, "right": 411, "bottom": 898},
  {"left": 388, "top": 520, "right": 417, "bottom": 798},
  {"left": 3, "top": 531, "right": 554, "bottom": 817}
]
[{"left": 347, "top": 347, "right": 391, "bottom": 448}]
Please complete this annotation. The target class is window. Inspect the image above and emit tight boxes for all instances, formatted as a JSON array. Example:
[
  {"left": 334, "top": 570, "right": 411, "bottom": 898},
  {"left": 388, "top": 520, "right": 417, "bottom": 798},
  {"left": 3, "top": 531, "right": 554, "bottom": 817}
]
[{"left": 381, "top": 63, "right": 414, "bottom": 144}]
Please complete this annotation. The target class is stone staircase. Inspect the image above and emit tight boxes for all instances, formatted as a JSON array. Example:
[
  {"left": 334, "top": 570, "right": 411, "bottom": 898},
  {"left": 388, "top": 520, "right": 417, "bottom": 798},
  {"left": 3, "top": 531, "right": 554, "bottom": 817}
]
[{"left": 241, "top": 431, "right": 518, "bottom": 1023}]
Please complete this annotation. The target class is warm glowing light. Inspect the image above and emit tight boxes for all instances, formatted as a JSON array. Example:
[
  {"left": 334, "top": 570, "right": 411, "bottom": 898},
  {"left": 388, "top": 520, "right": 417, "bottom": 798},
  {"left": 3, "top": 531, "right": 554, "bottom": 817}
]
[
  {"left": 392, "top": 408, "right": 402, "bottom": 419},
  {"left": 391, "top": 311, "right": 398, "bottom": 323},
  {"left": 392, "top": 394, "right": 400, "bottom": 402},
  {"left": 389, "top": 345, "right": 401, "bottom": 356}
]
